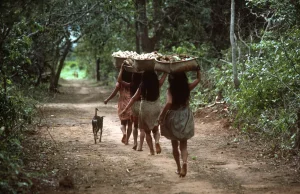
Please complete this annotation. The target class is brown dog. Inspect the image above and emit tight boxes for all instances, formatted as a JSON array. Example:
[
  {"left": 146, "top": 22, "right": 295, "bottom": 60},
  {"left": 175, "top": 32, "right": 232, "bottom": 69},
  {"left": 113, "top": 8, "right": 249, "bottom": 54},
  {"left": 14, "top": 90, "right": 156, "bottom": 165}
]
[{"left": 92, "top": 108, "right": 104, "bottom": 144}]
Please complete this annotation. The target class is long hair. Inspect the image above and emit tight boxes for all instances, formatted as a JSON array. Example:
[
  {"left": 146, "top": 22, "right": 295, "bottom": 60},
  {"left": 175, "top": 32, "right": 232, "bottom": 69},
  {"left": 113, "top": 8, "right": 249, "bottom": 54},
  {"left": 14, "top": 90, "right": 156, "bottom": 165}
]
[
  {"left": 122, "top": 70, "right": 132, "bottom": 83},
  {"left": 141, "top": 71, "right": 159, "bottom": 101},
  {"left": 168, "top": 72, "right": 190, "bottom": 106},
  {"left": 130, "top": 73, "right": 142, "bottom": 97}
]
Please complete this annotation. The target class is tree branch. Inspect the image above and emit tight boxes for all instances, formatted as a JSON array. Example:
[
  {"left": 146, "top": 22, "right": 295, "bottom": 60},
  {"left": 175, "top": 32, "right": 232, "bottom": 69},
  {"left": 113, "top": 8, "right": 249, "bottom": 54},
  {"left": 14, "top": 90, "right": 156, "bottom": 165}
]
[{"left": 63, "top": 3, "right": 99, "bottom": 26}]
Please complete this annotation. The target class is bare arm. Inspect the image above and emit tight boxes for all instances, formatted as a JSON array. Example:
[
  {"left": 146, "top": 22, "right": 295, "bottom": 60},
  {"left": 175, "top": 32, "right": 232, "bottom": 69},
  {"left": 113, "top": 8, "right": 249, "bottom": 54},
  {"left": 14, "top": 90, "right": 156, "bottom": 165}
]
[
  {"left": 104, "top": 82, "right": 120, "bottom": 104},
  {"left": 117, "top": 63, "right": 124, "bottom": 82},
  {"left": 120, "top": 80, "right": 130, "bottom": 87},
  {"left": 158, "top": 89, "right": 172, "bottom": 124},
  {"left": 159, "top": 72, "right": 168, "bottom": 87},
  {"left": 119, "top": 87, "right": 141, "bottom": 115},
  {"left": 117, "top": 63, "right": 130, "bottom": 87},
  {"left": 189, "top": 69, "right": 201, "bottom": 91}
]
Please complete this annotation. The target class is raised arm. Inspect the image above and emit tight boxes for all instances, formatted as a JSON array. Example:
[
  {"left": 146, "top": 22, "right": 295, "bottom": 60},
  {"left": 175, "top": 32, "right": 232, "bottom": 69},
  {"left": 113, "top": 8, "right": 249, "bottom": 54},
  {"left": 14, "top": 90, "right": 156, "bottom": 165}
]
[
  {"left": 117, "top": 63, "right": 130, "bottom": 87},
  {"left": 159, "top": 72, "right": 168, "bottom": 87},
  {"left": 119, "top": 87, "right": 141, "bottom": 115},
  {"left": 158, "top": 89, "right": 172, "bottom": 124},
  {"left": 104, "top": 82, "right": 120, "bottom": 104},
  {"left": 189, "top": 68, "right": 201, "bottom": 91}
]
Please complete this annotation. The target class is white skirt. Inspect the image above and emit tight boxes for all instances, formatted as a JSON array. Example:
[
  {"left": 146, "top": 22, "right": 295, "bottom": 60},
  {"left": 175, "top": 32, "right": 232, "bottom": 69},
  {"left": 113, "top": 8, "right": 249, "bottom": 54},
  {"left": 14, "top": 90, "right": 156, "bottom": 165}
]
[
  {"left": 161, "top": 106, "right": 194, "bottom": 140},
  {"left": 139, "top": 99, "right": 160, "bottom": 130}
]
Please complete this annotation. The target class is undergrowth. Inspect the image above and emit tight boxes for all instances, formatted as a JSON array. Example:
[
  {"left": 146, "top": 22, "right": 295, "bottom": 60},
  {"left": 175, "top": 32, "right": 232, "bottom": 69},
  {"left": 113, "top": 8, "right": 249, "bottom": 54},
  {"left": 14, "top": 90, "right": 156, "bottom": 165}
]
[{"left": 0, "top": 84, "right": 49, "bottom": 193}]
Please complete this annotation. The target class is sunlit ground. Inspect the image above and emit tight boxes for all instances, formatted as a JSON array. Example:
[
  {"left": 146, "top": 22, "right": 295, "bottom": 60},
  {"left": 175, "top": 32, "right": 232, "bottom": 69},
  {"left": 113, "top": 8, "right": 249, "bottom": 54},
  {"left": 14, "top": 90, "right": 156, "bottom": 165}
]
[{"left": 60, "top": 60, "right": 87, "bottom": 80}]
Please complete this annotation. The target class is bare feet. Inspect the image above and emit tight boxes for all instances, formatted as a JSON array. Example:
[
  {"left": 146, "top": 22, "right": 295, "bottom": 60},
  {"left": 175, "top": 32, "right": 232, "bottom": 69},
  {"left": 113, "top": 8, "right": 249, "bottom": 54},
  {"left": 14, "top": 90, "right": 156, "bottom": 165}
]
[
  {"left": 137, "top": 144, "right": 143, "bottom": 151},
  {"left": 179, "top": 163, "right": 187, "bottom": 178},
  {"left": 132, "top": 144, "right": 137, "bottom": 150},
  {"left": 149, "top": 149, "right": 155, "bottom": 155},
  {"left": 121, "top": 134, "right": 126, "bottom": 144},
  {"left": 155, "top": 143, "right": 161, "bottom": 154},
  {"left": 175, "top": 167, "right": 181, "bottom": 174}
]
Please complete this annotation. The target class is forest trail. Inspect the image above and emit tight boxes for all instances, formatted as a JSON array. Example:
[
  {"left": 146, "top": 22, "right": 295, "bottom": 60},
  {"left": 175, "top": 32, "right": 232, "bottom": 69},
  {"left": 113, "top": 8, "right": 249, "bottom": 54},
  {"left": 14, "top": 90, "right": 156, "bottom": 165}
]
[{"left": 28, "top": 79, "right": 300, "bottom": 194}]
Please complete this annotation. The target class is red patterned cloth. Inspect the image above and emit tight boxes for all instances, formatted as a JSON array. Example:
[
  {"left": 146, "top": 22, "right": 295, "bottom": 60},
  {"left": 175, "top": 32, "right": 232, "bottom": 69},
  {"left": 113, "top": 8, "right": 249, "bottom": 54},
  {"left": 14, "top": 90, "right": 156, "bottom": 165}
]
[{"left": 118, "top": 84, "right": 132, "bottom": 120}]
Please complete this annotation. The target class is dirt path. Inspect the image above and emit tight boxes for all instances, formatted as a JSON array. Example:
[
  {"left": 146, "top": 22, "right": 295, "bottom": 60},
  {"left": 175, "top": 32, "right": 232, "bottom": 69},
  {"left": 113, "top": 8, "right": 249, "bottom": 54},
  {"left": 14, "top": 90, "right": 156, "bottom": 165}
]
[{"left": 28, "top": 79, "right": 300, "bottom": 194}]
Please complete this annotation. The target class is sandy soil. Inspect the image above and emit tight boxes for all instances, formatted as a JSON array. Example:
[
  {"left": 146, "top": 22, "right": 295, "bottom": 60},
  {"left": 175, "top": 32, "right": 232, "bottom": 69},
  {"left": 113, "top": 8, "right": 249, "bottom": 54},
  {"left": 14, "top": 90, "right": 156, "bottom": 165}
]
[{"left": 24, "top": 79, "right": 300, "bottom": 194}]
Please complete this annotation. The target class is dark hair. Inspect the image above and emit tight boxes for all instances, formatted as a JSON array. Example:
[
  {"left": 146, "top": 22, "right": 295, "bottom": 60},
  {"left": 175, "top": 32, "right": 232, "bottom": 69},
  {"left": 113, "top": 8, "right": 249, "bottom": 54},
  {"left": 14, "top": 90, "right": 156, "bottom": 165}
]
[
  {"left": 130, "top": 73, "right": 142, "bottom": 97},
  {"left": 168, "top": 72, "right": 190, "bottom": 106},
  {"left": 122, "top": 70, "right": 132, "bottom": 83},
  {"left": 141, "top": 71, "right": 159, "bottom": 101}
]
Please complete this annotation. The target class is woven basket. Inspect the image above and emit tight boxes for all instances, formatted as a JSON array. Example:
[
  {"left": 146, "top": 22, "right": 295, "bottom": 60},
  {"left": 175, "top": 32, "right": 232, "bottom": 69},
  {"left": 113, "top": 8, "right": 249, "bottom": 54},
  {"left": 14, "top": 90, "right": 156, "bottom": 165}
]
[
  {"left": 133, "top": 59, "right": 155, "bottom": 71},
  {"left": 154, "top": 58, "right": 198, "bottom": 73},
  {"left": 112, "top": 57, "right": 127, "bottom": 69}
]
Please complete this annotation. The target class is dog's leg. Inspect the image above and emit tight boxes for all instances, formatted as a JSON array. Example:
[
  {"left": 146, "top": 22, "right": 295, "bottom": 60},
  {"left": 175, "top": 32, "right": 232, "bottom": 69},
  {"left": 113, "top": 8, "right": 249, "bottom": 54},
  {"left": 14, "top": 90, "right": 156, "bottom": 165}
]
[
  {"left": 93, "top": 128, "right": 97, "bottom": 144},
  {"left": 99, "top": 127, "right": 102, "bottom": 142}
]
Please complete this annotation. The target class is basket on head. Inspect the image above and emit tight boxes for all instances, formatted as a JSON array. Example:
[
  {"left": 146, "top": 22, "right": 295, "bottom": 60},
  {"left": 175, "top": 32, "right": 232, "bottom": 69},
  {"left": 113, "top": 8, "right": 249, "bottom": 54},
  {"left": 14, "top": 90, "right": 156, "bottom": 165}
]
[
  {"left": 112, "top": 57, "right": 127, "bottom": 69},
  {"left": 154, "top": 58, "right": 198, "bottom": 73},
  {"left": 133, "top": 59, "right": 155, "bottom": 72}
]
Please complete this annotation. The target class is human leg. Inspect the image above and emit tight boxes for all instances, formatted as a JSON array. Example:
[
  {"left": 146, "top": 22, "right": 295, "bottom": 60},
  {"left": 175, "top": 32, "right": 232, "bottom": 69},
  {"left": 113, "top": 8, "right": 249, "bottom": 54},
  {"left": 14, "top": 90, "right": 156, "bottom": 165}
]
[
  {"left": 137, "top": 128, "right": 145, "bottom": 151},
  {"left": 132, "top": 116, "right": 138, "bottom": 150},
  {"left": 171, "top": 140, "right": 181, "bottom": 174},
  {"left": 179, "top": 140, "right": 188, "bottom": 177},
  {"left": 125, "top": 119, "right": 132, "bottom": 145},
  {"left": 145, "top": 129, "right": 155, "bottom": 155},
  {"left": 152, "top": 126, "right": 161, "bottom": 154},
  {"left": 120, "top": 120, "right": 127, "bottom": 144}
]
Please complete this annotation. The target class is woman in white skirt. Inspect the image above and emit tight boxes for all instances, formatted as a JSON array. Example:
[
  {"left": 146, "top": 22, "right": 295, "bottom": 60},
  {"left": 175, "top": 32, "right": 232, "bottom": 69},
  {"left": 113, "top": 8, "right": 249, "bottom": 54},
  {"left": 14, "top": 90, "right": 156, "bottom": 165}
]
[
  {"left": 158, "top": 67, "right": 200, "bottom": 177},
  {"left": 129, "top": 73, "right": 143, "bottom": 150},
  {"left": 121, "top": 71, "right": 167, "bottom": 155}
]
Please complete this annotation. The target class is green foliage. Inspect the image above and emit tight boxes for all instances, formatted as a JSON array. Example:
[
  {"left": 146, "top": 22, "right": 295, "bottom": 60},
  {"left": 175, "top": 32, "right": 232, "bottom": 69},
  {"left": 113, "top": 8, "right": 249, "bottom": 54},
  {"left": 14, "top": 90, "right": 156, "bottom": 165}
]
[
  {"left": 0, "top": 86, "right": 42, "bottom": 193},
  {"left": 61, "top": 60, "right": 87, "bottom": 79},
  {"left": 236, "top": 30, "right": 299, "bottom": 134},
  {"left": 210, "top": 25, "right": 300, "bottom": 150},
  {"left": 1, "top": 19, "right": 34, "bottom": 85},
  {"left": 0, "top": 135, "right": 32, "bottom": 194},
  {"left": 246, "top": 0, "right": 300, "bottom": 30}
]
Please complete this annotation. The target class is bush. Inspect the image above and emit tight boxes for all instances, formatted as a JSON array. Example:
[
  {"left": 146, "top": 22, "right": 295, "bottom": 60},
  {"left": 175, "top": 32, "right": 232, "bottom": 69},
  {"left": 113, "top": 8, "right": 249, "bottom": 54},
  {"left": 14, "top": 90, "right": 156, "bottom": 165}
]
[
  {"left": 0, "top": 83, "right": 47, "bottom": 193},
  {"left": 210, "top": 27, "right": 300, "bottom": 152}
]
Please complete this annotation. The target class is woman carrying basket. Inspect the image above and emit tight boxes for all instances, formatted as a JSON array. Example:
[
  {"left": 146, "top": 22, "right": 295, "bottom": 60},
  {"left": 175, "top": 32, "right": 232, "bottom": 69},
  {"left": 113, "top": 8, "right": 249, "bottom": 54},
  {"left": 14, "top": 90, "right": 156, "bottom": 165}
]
[
  {"left": 120, "top": 70, "right": 167, "bottom": 155},
  {"left": 158, "top": 67, "right": 201, "bottom": 177},
  {"left": 117, "top": 61, "right": 144, "bottom": 150},
  {"left": 104, "top": 63, "right": 133, "bottom": 145}
]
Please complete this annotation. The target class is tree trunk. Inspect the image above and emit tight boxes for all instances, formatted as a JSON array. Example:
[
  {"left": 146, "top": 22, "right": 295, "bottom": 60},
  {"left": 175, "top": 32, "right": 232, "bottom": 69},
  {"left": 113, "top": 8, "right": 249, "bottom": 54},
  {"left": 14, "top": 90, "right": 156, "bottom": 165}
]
[
  {"left": 34, "top": 67, "right": 42, "bottom": 87},
  {"left": 136, "top": 0, "right": 157, "bottom": 52},
  {"left": 49, "top": 40, "right": 72, "bottom": 92},
  {"left": 135, "top": 0, "right": 164, "bottom": 53},
  {"left": 96, "top": 58, "right": 100, "bottom": 81},
  {"left": 49, "top": 68, "right": 56, "bottom": 92},
  {"left": 134, "top": 3, "right": 141, "bottom": 54},
  {"left": 230, "top": 0, "right": 240, "bottom": 89}
]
